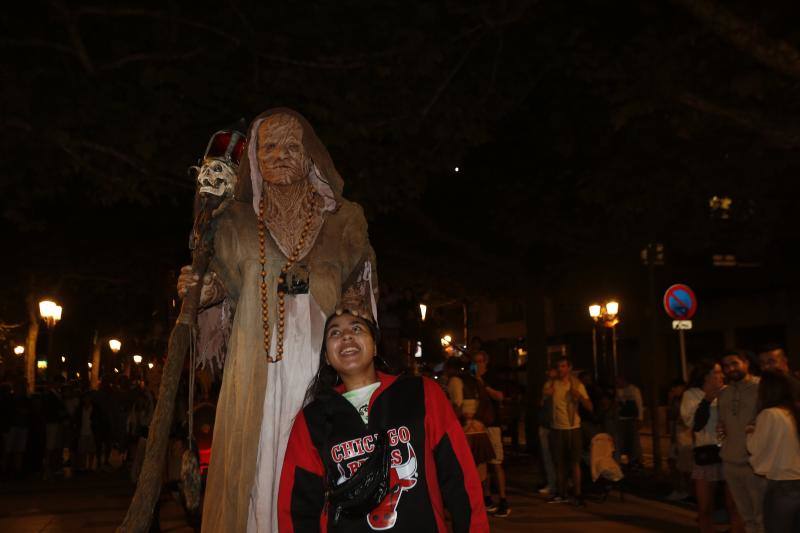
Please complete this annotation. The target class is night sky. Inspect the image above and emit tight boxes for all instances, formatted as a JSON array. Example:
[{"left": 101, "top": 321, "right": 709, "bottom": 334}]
[{"left": 3, "top": 1, "right": 800, "bottom": 366}]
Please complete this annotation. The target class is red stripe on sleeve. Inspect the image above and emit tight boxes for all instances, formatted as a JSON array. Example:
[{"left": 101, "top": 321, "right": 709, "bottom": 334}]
[
  {"left": 423, "top": 377, "right": 489, "bottom": 532},
  {"left": 278, "top": 411, "right": 326, "bottom": 533}
]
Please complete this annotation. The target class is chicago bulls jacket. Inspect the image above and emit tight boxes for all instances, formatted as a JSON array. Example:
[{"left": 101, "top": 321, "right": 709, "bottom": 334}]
[{"left": 278, "top": 372, "right": 489, "bottom": 532}]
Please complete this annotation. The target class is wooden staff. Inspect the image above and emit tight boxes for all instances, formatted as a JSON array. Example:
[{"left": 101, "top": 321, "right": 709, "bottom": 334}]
[{"left": 118, "top": 193, "right": 223, "bottom": 533}]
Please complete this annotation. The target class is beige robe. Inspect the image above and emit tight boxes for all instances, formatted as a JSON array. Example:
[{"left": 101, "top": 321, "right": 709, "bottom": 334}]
[{"left": 201, "top": 202, "right": 375, "bottom": 533}]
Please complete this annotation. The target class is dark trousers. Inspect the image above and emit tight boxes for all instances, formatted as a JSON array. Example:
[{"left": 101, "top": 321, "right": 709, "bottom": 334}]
[
  {"left": 617, "top": 419, "right": 642, "bottom": 464},
  {"left": 549, "top": 427, "right": 582, "bottom": 498},
  {"left": 764, "top": 479, "right": 800, "bottom": 533}
]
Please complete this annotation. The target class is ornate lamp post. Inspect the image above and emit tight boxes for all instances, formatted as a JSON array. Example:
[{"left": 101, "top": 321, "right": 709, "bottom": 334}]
[
  {"left": 588, "top": 300, "right": 621, "bottom": 382},
  {"left": 39, "top": 300, "right": 62, "bottom": 379}
]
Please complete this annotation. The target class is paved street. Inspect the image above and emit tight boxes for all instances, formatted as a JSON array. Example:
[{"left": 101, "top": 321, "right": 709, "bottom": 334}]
[
  {"left": 489, "top": 485, "right": 696, "bottom": 532},
  {"left": 0, "top": 451, "right": 700, "bottom": 532},
  {"left": 0, "top": 469, "right": 192, "bottom": 533}
]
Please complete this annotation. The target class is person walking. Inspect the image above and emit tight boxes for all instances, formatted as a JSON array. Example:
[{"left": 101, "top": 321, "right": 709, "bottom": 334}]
[
  {"left": 473, "top": 350, "right": 511, "bottom": 517},
  {"left": 681, "top": 359, "right": 744, "bottom": 533},
  {"left": 747, "top": 371, "right": 800, "bottom": 533},
  {"left": 615, "top": 375, "right": 644, "bottom": 467},
  {"left": 543, "top": 356, "right": 592, "bottom": 507},
  {"left": 443, "top": 357, "right": 495, "bottom": 509},
  {"left": 718, "top": 350, "right": 766, "bottom": 533}
]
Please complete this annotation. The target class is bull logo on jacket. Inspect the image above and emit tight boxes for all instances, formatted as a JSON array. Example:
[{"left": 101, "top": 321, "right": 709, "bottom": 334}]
[{"left": 331, "top": 426, "right": 417, "bottom": 530}]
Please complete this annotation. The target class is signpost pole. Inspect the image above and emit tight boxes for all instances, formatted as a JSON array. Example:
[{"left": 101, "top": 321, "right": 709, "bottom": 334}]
[
  {"left": 678, "top": 329, "right": 688, "bottom": 383},
  {"left": 611, "top": 324, "right": 619, "bottom": 380},
  {"left": 591, "top": 325, "right": 598, "bottom": 382}
]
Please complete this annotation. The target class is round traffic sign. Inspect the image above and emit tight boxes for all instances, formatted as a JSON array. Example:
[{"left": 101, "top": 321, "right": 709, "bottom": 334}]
[{"left": 663, "top": 284, "right": 697, "bottom": 320}]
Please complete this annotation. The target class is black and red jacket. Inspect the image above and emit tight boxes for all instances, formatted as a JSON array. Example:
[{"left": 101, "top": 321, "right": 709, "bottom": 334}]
[{"left": 278, "top": 372, "right": 488, "bottom": 532}]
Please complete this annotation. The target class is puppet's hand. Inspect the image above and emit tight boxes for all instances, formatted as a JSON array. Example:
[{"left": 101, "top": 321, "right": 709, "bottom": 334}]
[{"left": 177, "top": 266, "right": 222, "bottom": 306}]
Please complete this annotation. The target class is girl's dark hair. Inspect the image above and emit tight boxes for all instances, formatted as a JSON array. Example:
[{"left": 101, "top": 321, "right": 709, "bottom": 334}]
[
  {"left": 304, "top": 311, "right": 390, "bottom": 404},
  {"left": 688, "top": 358, "right": 718, "bottom": 389},
  {"left": 757, "top": 370, "right": 800, "bottom": 442}
]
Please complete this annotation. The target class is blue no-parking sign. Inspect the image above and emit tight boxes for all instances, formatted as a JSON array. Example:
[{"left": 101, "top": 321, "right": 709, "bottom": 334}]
[{"left": 663, "top": 284, "right": 697, "bottom": 320}]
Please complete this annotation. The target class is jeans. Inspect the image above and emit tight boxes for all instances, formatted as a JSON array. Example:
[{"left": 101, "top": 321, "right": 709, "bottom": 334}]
[
  {"left": 538, "top": 426, "right": 556, "bottom": 491},
  {"left": 764, "top": 479, "right": 800, "bottom": 533},
  {"left": 723, "top": 462, "right": 767, "bottom": 533}
]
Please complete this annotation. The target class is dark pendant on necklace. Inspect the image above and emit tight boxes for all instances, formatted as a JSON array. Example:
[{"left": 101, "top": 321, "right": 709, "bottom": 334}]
[{"left": 278, "top": 263, "right": 310, "bottom": 295}]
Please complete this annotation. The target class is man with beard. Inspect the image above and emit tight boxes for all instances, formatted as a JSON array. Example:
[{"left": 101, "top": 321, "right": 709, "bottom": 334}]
[
  {"left": 179, "top": 109, "right": 377, "bottom": 532},
  {"left": 718, "top": 349, "right": 765, "bottom": 533},
  {"left": 758, "top": 344, "right": 800, "bottom": 402}
]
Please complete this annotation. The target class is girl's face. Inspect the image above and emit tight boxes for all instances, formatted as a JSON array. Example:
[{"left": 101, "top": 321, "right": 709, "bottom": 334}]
[
  {"left": 705, "top": 364, "right": 724, "bottom": 389},
  {"left": 325, "top": 315, "right": 376, "bottom": 379}
]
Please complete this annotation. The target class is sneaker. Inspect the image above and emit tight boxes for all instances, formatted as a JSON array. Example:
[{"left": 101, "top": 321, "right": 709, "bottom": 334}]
[
  {"left": 546, "top": 496, "right": 568, "bottom": 504},
  {"left": 484, "top": 497, "right": 498, "bottom": 513},
  {"left": 494, "top": 500, "right": 511, "bottom": 517},
  {"left": 537, "top": 487, "right": 552, "bottom": 496}
]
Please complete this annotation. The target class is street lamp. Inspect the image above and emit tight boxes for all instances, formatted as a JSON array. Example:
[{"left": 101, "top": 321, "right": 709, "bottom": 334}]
[
  {"left": 39, "top": 300, "right": 63, "bottom": 327},
  {"left": 14, "top": 345, "right": 24, "bottom": 355},
  {"left": 147, "top": 362, "right": 154, "bottom": 369},
  {"left": 419, "top": 304, "right": 428, "bottom": 322},
  {"left": 109, "top": 339, "right": 122, "bottom": 353},
  {"left": 588, "top": 300, "right": 622, "bottom": 382},
  {"left": 39, "top": 299, "right": 62, "bottom": 377},
  {"left": 133, "top": 354, "right": 143, "bottom": 364}
]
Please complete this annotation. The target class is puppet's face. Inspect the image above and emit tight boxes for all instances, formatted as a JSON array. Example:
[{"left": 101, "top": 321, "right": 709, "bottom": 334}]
[
  {"left": 197, "top": 158, "right": 237, "bottom": 197},
  {"left": 257, "top": 114, "right": 311, "bottom": 185}
]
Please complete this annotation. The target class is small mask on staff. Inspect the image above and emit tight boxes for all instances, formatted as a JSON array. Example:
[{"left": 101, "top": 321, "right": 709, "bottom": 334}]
[{"left": 193, "top": 126, "right": 247, "bottom": 199}]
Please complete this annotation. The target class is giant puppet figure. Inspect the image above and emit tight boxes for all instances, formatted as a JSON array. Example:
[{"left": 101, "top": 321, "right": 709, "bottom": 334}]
[{"left": 184, "top": 109, "right": 378, "bottom": 532}]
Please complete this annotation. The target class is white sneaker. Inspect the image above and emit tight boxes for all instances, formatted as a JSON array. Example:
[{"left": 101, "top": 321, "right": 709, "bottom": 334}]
[{"left": 538, "top": 487, "right": 552, "bottom": 495}]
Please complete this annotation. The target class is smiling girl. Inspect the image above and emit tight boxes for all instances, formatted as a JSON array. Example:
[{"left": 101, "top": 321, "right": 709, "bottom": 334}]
[{"left": 278, "top": 310, "right": 488, "bottom": 532}]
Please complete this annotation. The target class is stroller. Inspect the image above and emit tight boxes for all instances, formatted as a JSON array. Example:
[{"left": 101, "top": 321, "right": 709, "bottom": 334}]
[{"left": 587, "top": 432, "right": 624, "bottom": 502}]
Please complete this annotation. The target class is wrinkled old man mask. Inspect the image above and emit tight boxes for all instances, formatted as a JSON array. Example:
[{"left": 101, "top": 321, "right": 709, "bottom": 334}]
[
  {"left": 196, "top": 158, "right": 237, "bottom": 198},
  {"left": 257, "top": 114, "right": 312, "bottom": 185}
]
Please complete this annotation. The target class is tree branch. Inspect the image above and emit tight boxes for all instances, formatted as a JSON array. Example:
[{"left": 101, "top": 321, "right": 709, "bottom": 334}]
[
  {"left": 75, "top": 6, "right": 242, "bottom": 46},
  {"left": 673, "top": 0, "right": 800, "bottom": 79},
  {"left": 52, "top": 0, "right": 95, "bottom": 75},
  {"left": 679, "top": 92, "right": 800, "bottom": 148},
  {"left": 421, "top": 34, "right": 483, "bottom": 118},
  {"left": 101, "top": 47, "right": 205, "bottom": 70}
]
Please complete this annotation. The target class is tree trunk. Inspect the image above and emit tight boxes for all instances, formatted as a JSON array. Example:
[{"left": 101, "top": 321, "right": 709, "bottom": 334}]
[
  {"left": 91, "top": 334, "right": 101, "bottom": 390},
  {"left": 646, "top": 244, "right": 664, "bottom": 474},
  {"left": 524, "top": 283, "right": 547, "bottom": 454},
  {"left": 25, "top": 295, "right": 39, "bottom": 395}
]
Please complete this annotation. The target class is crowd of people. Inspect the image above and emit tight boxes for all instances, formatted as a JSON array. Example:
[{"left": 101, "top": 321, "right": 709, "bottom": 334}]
[
  {"left": 3, "top": 337, "right": 800, "bottom": 532},
  {"left": 673, "top": 346, "right": 800, "bottom": 533},
  {"left": 436, "top": 342, "right": 800, "bottom": 532},
  {"left": 0, "top": 373, "right": 156, "bottom": 481}
]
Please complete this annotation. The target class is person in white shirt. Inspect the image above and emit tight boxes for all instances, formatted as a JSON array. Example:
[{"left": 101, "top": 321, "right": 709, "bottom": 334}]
[
  {"left": 542, "top": 357, "right": 592, "bottom": 506},
  {"left": 615, "top": 375, "right": 644, "bottom": 466},
  {"left": 747, "top": 371, "right": 800, "bottom": 533},
  {"left": 681, "top": 359, "right": 743, "bottom": 533}
]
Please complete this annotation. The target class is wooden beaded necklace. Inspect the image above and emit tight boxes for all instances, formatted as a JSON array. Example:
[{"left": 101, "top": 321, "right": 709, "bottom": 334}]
[{"left": 257, "top": 184, "right": 319, "bottom": 363}]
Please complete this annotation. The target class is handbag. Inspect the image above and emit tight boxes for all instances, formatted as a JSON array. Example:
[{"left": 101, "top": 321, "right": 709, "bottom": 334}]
[
  {"left": 693, "top": 444, "right": 721, "bottom": 466},
  {"left": 327, "top": 430, "right": 391, "bottom": 526}
]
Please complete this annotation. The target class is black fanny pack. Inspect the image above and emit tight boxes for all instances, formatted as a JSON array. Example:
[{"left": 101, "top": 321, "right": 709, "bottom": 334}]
[
  {"left": 327, "top": 431, "right": 391, "bottom": 526},
  {"left": 693, "top": 444, "right": 721, "bottom": 466}
]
